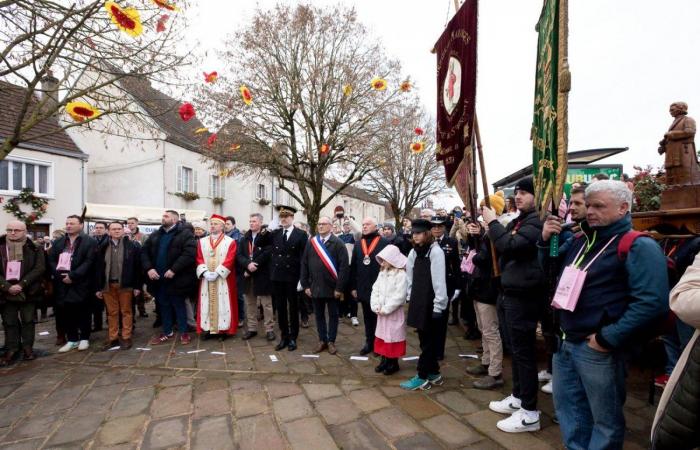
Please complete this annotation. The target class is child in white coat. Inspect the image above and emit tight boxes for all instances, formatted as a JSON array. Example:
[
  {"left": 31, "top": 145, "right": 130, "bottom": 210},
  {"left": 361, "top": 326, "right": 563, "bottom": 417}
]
[{"left": 371, "top": 245, "right": 408, "bottom": 375}]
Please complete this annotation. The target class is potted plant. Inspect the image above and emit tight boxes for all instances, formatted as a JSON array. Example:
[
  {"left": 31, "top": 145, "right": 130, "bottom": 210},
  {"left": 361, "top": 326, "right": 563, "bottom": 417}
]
[
  {"left": 258, "top": 198, "right": 271, "bottom": 206},
  {"left": 212, "top": 197, "right": 225, "bottom": 205},
  {"left": 175, "top": 192, "right": 200, "bottom": 201}
]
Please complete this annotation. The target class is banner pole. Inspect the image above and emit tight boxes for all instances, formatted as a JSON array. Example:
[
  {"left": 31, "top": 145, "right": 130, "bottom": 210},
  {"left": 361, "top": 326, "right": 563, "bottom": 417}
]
[{"left": 473, "top": 115, "right": 500, "bottom": 277}]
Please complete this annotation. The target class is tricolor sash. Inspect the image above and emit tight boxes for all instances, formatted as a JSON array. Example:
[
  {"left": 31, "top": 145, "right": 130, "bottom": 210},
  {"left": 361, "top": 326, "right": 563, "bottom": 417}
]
[{"left": 310, "top": 235, "right": 338, "bottom": 280}]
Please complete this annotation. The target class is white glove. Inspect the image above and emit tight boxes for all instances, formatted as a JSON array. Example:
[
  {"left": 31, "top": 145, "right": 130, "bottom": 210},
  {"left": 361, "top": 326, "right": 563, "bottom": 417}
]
[
  {"left": 296, "top": 281, "right": 303, "bottom": 292},
  {"left": 451, "top": 290, "right": 461, "bottom": 301},
  {"left": 204, "top": 271, "right": 218, "bottom": 282}
]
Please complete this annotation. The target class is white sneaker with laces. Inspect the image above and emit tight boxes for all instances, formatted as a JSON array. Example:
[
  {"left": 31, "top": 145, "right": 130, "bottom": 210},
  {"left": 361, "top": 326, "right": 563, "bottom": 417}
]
[
  {"left": 541, "top": 380, "right": 553, "bottom": 394},
  {"left": 537, "top": 370, "right": 552, "bottom": 382},
  {"left": 351, "top": 317, "right": 359, "bottom": 327},
  {"left": 58, "top": 342, "right": 79, "bottom": 353},
  {"left": 489, "top": 394, "right": 522, "bottom": 414},
  {"left": 78, "top": 340, "right": 90, "bottom": 351},
  {"left": 496, "top": 408, "right": 540, "bottom": 433}
]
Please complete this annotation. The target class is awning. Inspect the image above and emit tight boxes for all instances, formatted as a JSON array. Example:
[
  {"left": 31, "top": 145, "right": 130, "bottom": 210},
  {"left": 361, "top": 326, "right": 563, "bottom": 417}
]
[{"left": 82, "top": 203, "right": 207, "bottom": 224}]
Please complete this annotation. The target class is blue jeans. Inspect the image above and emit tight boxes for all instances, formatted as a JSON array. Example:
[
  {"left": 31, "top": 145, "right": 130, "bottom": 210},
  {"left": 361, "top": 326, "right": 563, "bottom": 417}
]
[
  {"left": 312, "top": 297, "right": 339, "bottom": 343},
  {"left": 553, "top": 339, "right": 626, "bottom": 450},
  {"left": 157, "top": 285, "right": 188, "bottom": 336},
  {"left": 662, "top": 318, "right": 695, "bottom": 373}
]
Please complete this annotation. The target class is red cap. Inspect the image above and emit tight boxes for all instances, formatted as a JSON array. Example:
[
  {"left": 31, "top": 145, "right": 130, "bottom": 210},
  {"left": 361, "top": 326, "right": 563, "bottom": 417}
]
[{"left": 210, "top": 214, "right": 226, "bottom": 224}]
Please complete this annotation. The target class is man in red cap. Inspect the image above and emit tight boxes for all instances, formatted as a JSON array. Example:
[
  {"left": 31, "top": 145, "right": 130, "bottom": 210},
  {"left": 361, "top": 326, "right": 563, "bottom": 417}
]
[{"left": 194, "top": 214, "right": 239, "bottom": 337}]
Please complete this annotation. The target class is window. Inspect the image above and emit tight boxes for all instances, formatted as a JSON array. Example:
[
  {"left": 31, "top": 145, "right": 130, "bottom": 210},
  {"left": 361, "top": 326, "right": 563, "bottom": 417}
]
[
  {"left": 256, "top": 183, "right": 267, "bottom": 200},
  {"left": 209, "top": 175, "right": 225, "bottom": 198},
  {"left": 0, "top": 158, "right": 52, "bottom": 195},
  {"left": 177, "top": 165, "right": 197, "bottom": 193}
]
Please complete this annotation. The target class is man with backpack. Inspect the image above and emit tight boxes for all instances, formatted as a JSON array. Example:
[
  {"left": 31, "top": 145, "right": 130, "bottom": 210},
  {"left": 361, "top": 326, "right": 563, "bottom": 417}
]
[{"left": 541, "top": 180, "right": 669, "bottom": 449}]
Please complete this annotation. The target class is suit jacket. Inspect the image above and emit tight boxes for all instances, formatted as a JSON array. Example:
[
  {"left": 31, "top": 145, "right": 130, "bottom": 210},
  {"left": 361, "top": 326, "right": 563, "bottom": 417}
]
[
  {"left": 436, "top": 235, "right": 460, "bottom": 297},
  {"left": 94, "top": 238, "right": 143, "bottom": 291},
  {"left": 300, "top": 234, "right": 349, "bottom": 298},
  {"left": 350, "top": 232, "right": 389, "bottom": 301},
  {"left": 0, "top": 236, "right": 46, "bottom": 302},
  {"left": 48, "top": 233, "right": 97, "bottom": 304},
  {"left": 236, "top": 229, "right": 273, "bottom": 296},
  {"left": 270, "top": 226, "right": 308, "bottom": 283}
]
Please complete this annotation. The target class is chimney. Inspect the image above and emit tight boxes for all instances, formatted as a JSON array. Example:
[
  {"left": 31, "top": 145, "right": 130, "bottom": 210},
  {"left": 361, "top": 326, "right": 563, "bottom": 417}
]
[{"left": 39, "top": 70, "right": 59, "bottom": 113}]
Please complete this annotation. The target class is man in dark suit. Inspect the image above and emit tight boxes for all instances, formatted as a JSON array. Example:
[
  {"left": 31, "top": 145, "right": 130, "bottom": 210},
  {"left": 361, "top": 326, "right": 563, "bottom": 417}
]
[
  {"left": 351, "top": 217, "right": 389, "bottom": 355},
  {"left": 300, "top": 216, "right": 350, "bottom": 355},
  {"left": 270, "top": 205, "right": 308, "bottom": 351},
  {"left": 431, "top": 216, "right": 461, "bottom": 359}
]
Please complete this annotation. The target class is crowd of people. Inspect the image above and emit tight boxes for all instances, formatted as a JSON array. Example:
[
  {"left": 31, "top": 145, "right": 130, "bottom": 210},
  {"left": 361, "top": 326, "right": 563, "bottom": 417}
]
[{"left": 1, "top": 176, "right": 697, "bottom": 449}]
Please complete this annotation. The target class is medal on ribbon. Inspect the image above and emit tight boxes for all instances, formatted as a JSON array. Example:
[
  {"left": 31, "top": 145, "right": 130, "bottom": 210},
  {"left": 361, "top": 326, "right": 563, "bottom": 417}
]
[{"left": 361, "top": 236, "right": 380, "bottom": 266}]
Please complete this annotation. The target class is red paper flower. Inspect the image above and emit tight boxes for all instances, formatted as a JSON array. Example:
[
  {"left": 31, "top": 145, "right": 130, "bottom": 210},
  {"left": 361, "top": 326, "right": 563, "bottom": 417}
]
[
  {"left": 320, "top": 144, "right": 330, "bottom": 154},
  {"left": 399, "top": 80, "right": 412, "bottom": 92},
  {"left": 414, "top": 127, "right": 424, "bottom": 136},
  {"left": 203, "top": 71, "right": 218, "bottom": 83},
  {"left": 240, "top": 85, "right": 252, "bottom": 105},
  {"left": 151, "top": 0, "right": 179, "bottom": 11},
  {"left": 105, "top": 1, "right": 143, "bottom": 37},
  {"left": 178, "top": 102, "right": 195, "bottom": 121},
  {"left": 410, "top": 141, "right": 425, "bottom": 154},
  {"left": 156, "top": 14, "right": 169, "bottom": 32},
  {"left": 207, "top": 133, "right": 218, "bottom": 148}
]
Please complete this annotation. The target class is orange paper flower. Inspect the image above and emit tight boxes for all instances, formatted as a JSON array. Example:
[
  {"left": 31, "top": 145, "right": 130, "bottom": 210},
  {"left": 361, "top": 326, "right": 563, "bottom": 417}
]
[
  {"left": 178, "top": 102, "right": 195, "bottom": 121},
  {"left": 156, "top": 14, "right": 169, "bottom": 32},
  {"left": 399, "top": 80, "right": 412, "bottom": 92},
  {"left": 105, "top": 1, "right": 143, "bottom": 37},
  {"left": 410, "top": 141, "right": 425, "bottom": 154},
  {"left": 342, "top": 84, "right": 353, "bottom": 97},
  {"left": 203, "top": 71, "right": 218, "bottom": 83},
  {"left": 151, "top": 0, "right": 179, "bottom": 11},
  {"left": 414, "top": 127, "right": 424, "bottom": 136},
  {"left": 320, "top": 144, "right": 330, "bottom": 154},
  {"left": 240, "top": 85, "right": 253, "bottom": 105},
  {"left": 207, "top": 133, "right": 218, "bottom": 148},
  {"left": 66, "top": 101, "right": 101, "bottom": 122},
  {"left": 229, "top": 144, "right": 241, "bottom": 151},
  {"left": 370, "top": 77, "right": 387, "bottom": 91}
]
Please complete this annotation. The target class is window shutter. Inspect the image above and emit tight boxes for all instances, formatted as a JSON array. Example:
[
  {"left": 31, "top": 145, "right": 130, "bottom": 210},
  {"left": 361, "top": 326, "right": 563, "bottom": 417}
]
[
  {"left": 208, "top": 175, "right": 213, "bottom": 198},
  {"left": 176, "top": 165, "right": 182, "bottom": 192},
  {"left": 221, "top": 177, "right": 226, "bottom": 199},
  {"left": 193, "top": 170, "right": 198, "bottom": 194}
]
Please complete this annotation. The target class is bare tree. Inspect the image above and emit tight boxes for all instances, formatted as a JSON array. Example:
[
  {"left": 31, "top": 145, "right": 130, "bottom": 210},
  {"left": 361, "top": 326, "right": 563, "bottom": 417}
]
[
  {"left": 194, "top": 4, "right": 408, "bottom": 229},
  {"left": 0, "top": 0, "right": 192, "bottom": 157},
  {"left": 364, "top": 100, "right": 445, "bottom": 228}
]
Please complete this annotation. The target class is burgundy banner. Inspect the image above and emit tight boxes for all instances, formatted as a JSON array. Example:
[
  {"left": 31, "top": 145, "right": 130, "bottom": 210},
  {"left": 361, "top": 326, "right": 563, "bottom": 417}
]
[{"left": 434, "top": 0, "right": 478, "bottom": 186}]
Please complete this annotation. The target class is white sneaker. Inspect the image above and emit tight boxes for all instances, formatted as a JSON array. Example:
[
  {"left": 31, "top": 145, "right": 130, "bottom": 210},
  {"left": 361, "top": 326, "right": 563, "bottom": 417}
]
[
  {"left": 541, "top": 380, "right": 553, "bottom": 394},
  {"left": 537, "top": 370, "right": 552, "bottom": 382},
  {"left": 489, "top": 394, "right": 522, "bottom": 414},
  {"left": 351, "top": 317, "right": 359, "bottom": 327},
  {"left": 58, "top": 342, "right": 79, "bottom": 353},
  {"left": 497, "top": 408, "right": 541, "bottom": 433},
  {"left": 78, "top": 340, "right": 90, "bottom": 351}
]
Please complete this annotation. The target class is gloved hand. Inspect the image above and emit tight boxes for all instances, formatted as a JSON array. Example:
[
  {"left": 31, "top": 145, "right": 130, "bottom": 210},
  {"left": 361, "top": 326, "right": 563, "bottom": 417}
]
[
  {"left": 451, "top": 290, "right": 461, "bottom": 301},
  {"left": 432, "top": 310, "right": 444, "bottom": 319},
  {"left": 204, "top": 271, "right": 218, "bottom": 282}
]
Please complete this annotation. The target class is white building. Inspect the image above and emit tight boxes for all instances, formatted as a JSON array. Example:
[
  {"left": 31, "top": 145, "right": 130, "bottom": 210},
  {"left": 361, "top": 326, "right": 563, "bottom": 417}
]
[{"left": 0, "top": 80, "right": 88, "bottom": 238}]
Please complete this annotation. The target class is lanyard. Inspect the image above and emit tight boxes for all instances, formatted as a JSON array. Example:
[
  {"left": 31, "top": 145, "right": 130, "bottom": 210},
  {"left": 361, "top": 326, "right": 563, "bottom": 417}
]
[
  {"left": 572, "top": 231, "right": 597, "bottom": 269},
  {"left": 572, "top": 233, "right": 618, "bottom": 271},
  {"left": 361, "top": 236, "right": 381, "bottom": 257}
]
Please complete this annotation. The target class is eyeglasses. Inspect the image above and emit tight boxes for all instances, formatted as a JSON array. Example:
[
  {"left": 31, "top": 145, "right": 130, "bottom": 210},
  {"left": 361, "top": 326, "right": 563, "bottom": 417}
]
[
  {"left": 6, "top": 229, "right": 24, "bottom": 233},
  {"left": 318, "top": 223, "right": 331, "bottom": 226}
]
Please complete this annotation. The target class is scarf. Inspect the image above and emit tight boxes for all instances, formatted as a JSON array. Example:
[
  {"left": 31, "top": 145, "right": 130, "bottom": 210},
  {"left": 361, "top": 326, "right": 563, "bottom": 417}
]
[{"left": 7, "top": 238, "right": 26, "bottom": 262}]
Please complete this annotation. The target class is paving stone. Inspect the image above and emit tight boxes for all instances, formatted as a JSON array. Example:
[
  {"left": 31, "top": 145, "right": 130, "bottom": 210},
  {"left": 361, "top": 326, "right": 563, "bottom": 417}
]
[
  {"left": 0, "top": 384, "right": 21, "bottom": 398},
  {"left": 421, "top": 414, "right": 481, "bottom": 447},
  {"left": 42, "top": 384, "right": 87, "bottom": 413},
  {"left": 302, "top": 383, "right": 342, "bottom": 401},
  {"left": 69, "top": 383, "right": 124, "bottom": 417},
  {"left": 368, "top": 407, "right": 422, "bottom": 440},
  {"left": 462, "top": 438, "right": 504, "bottom": 450},
  {"left": 127, "top": 374, "right": 161, "bottom": 390},
  {"left": 158, "top": 376, "right": 193, "bottom": 387},
  {"left": 314, "top": 396, "right": 362, "bottom": 425},
  {"left": 282, "top": 417, "right": 338, "bottom": 450},
  {"left": 273, "top": 394, "right": 315, "bottom": 422},
  {"left": 142, "top": 415, "right": 188, "bottom": 450},
  {"left": 194, "top": 378, "right": 229, "bottom": 393},
  {"left": 434, "top": 390, "right": 480, "bottom": 415},
  {"left": 47, "top": 412, "right": 105, "bottom": 446},
  {"left": 0, "top": 438, "right": 45, "bottom": 450},
  {"left": 230, "top": 379, "right": 262, "bottom": 394},
  {"left": 191, "top": 415, "right": 234, "bottom": 450},
  {"left": 151, "top": 384, "right": 192, "bottom": 418},
  {"left": 348, "top": 388, "right": 391, "bottom": 413},
  {"left": 329, "top": 419, "right": 392, "bottom": 450},
  {"left": 4, "top": 414, "right": 57, "bottom": 441},
  {"left": 394, "top": 432, "right": 443, "bottom": 450},
  {"left": 94, "top": 369, "right": 133, "bottom": 386},
  {"left": 236, "top": 414, "right": 286, "bottom": 450},
  {"left": 97, "top": 414, "right": 147, "bottom": 446},
  {"left": 379, "top": 385, "right": 409, "bottom": 398},
  {"left": 194, "top": 389, "right": 231, "bottom": 419},
  {"left": 0, "top": 403, "right": 34, "bottom": 428},
  {"left": 109, "top": 387, "right": 155, "bottom": 419},
  {"left": 461, "top": 388, "right": 505, "bottom": 406},
  {"left": 394, "top": 394, "right": 444, "bottom": 420},
  {"left": 233, "top": 391, "right": 269, "bottom": 417},
  {"left": 267, "top": 382, "right": 303, "bottom": 399},
  {"left": 465, "top": 410, "right": 555, "bottom": 450}
]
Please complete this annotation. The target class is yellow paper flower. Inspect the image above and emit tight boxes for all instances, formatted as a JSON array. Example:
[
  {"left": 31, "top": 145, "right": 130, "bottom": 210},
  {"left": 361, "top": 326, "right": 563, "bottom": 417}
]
[
  {"left": 343, "top": 84, "right": 353, "bottom": 96},
  {"left": 399, "top": 80, "right": 412, "bottom": 92},
  {"left": 194, "top": 127, "right": 208, "bottom": 134},
  {"left": 240, "top": 85, "right": 253, "bottom": 105},
  {"left": 65, "top": 101, "right": 101, "bottom": 122},
  {"left": 371, "top": 77, "right": 387, "bottom": 91},
  {"left": 105, "top": 1, "right": 143, "bottom": 37},
  {"left": 410, "top": 141, "right": 425, "bottom": 154},
  {"left": 229, "top": 144, "right": 241, "bottom": 151}
]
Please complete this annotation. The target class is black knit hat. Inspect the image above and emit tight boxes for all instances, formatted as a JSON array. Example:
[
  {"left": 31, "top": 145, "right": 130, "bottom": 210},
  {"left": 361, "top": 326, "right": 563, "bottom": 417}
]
[
  {"left": 411, "top": 219, "right": 432, "bottom": 233},
  {"left": 514, "top": 176, "right": 535, "bottom": 196}
]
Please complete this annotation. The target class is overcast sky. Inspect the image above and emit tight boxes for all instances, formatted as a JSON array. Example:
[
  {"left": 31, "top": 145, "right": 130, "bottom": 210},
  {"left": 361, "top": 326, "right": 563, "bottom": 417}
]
[{"left": 183, "top": 0, "right": 700, "bottom": 206}]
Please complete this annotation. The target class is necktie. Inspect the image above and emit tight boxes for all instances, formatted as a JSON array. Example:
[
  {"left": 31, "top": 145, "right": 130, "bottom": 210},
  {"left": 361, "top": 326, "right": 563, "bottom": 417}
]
[{"left": 284, "top": 229, "right": 288, "bottom": 241}]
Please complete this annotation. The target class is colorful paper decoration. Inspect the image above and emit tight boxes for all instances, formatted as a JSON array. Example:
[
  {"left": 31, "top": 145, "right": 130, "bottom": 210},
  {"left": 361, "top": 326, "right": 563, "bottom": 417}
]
[
  {"left": 178, "top": 102, "right": 195, "bottom": 121},
  {"left": 151, "top": 0, "right": 179, "bottom": 11},
  {"left": 156, "top": 14, "right": 169, "bottom": 32},
  {"left": 207, "top": 133, "right": 218, "bottom": 147},
  {"left": 414, "top": 127, "right": 424, "bottom": 136},
  {"left": 105, "top": 1, "right": 143, "bottom": 37},
  {"left": 203, "top": 71, "right": 218, "bottom": 83},
  {"left": 240, "top": 85, "right": 253, "bottom": 105},
  {"left": 370, "top": 77, "right": 387, "bottom": 91},
  {"left": 343, "top": 84, "right": 353, "bottom": 96},
  {"left": 320, "top": 144, "right": 330, "bottom": 154},
  {"left": 399, "top": 80, "right": 412, "bottom": 92},
  {"left": 65, "top": 101, "right": 101, "bottom": 122},
  {"left": 410, "top": 141, "right": 425, "bottom": 154}
]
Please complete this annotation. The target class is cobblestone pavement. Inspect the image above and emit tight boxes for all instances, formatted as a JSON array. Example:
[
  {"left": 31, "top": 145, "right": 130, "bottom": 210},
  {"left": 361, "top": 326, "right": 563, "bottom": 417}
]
[{"left": 0, "top": 304, "right": 659, "bottom": 449}]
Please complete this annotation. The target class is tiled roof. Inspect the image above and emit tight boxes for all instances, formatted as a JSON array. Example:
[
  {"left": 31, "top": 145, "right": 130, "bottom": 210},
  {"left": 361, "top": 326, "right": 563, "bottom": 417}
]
[
  {"left": 0, "top": 80, "right": 83, "bottom": 154},
  {"left": 324, "top": 178, "right": 384, "bottom": 205}
]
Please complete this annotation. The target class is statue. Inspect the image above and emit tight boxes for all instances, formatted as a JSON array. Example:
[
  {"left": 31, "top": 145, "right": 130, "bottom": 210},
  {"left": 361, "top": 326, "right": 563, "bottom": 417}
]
[{"left": 658, "top": 102, "right": 700, "bottom": 186}]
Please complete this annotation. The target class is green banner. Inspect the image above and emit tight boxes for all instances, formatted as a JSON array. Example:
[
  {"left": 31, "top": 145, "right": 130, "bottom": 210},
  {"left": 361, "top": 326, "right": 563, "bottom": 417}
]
[{"left": 532, "top": 0, "right": 569, "bottom": 218}]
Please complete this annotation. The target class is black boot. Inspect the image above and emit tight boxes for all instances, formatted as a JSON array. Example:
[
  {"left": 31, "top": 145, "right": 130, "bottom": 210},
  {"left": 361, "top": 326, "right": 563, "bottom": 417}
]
[
  {"left": 374, "top": 356, "right": 387, "bottom": 373},
  {"left": 383, "top": 358, "right": 400, "bottom": 375}
]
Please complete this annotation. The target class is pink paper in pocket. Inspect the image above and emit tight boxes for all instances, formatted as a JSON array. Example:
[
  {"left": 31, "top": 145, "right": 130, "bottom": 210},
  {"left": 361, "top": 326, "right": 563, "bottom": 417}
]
[
  {"left": 57, "top": 252, "right": 72, "bottom": 271},
  {"left": 461, "top": 250, "right": 476, "bottom": 274},
  {"left": 551, "top": 265, "right": 587, "bottom": 312},
  {"left": 5, "top": 261, "right": 20, "bottom": 280}
]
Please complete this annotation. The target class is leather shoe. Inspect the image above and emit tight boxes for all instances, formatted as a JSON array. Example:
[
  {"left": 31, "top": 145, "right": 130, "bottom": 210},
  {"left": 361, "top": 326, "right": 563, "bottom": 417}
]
[
  {"left": 359, "top": 344, "right": 372, "bottom": 356},
  {"left": 242, "top": 331, "right": 257, "bottom": 340},
  {"left": 101, "top": 340, "right": 119, "bottom": 351},
  {"left": 0, "top": 351, "right": 17, "bottom": 366},
  {"left": 266, "top": 331, "right": 276, "bottom": 341},
  {"left": 383, "top": 361, "right": 400, "bottom": 376},
  {"left": 328, "top": 342, "right": 337, "bottom": 355},
  {"left": 287, "top": 339, "right": 297, "bottom": 351},
  {"left": 120, "top": 338, "right": 132, "bottom": 350},
  {"left": 275, "top": 339, "right": 289, "bottom": 351},
  {"left": 23, "top": 349, "right": 36, "bottom": 361},
  {"left": 314, "top": 341, "right": 328, "bottom": 353}
]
